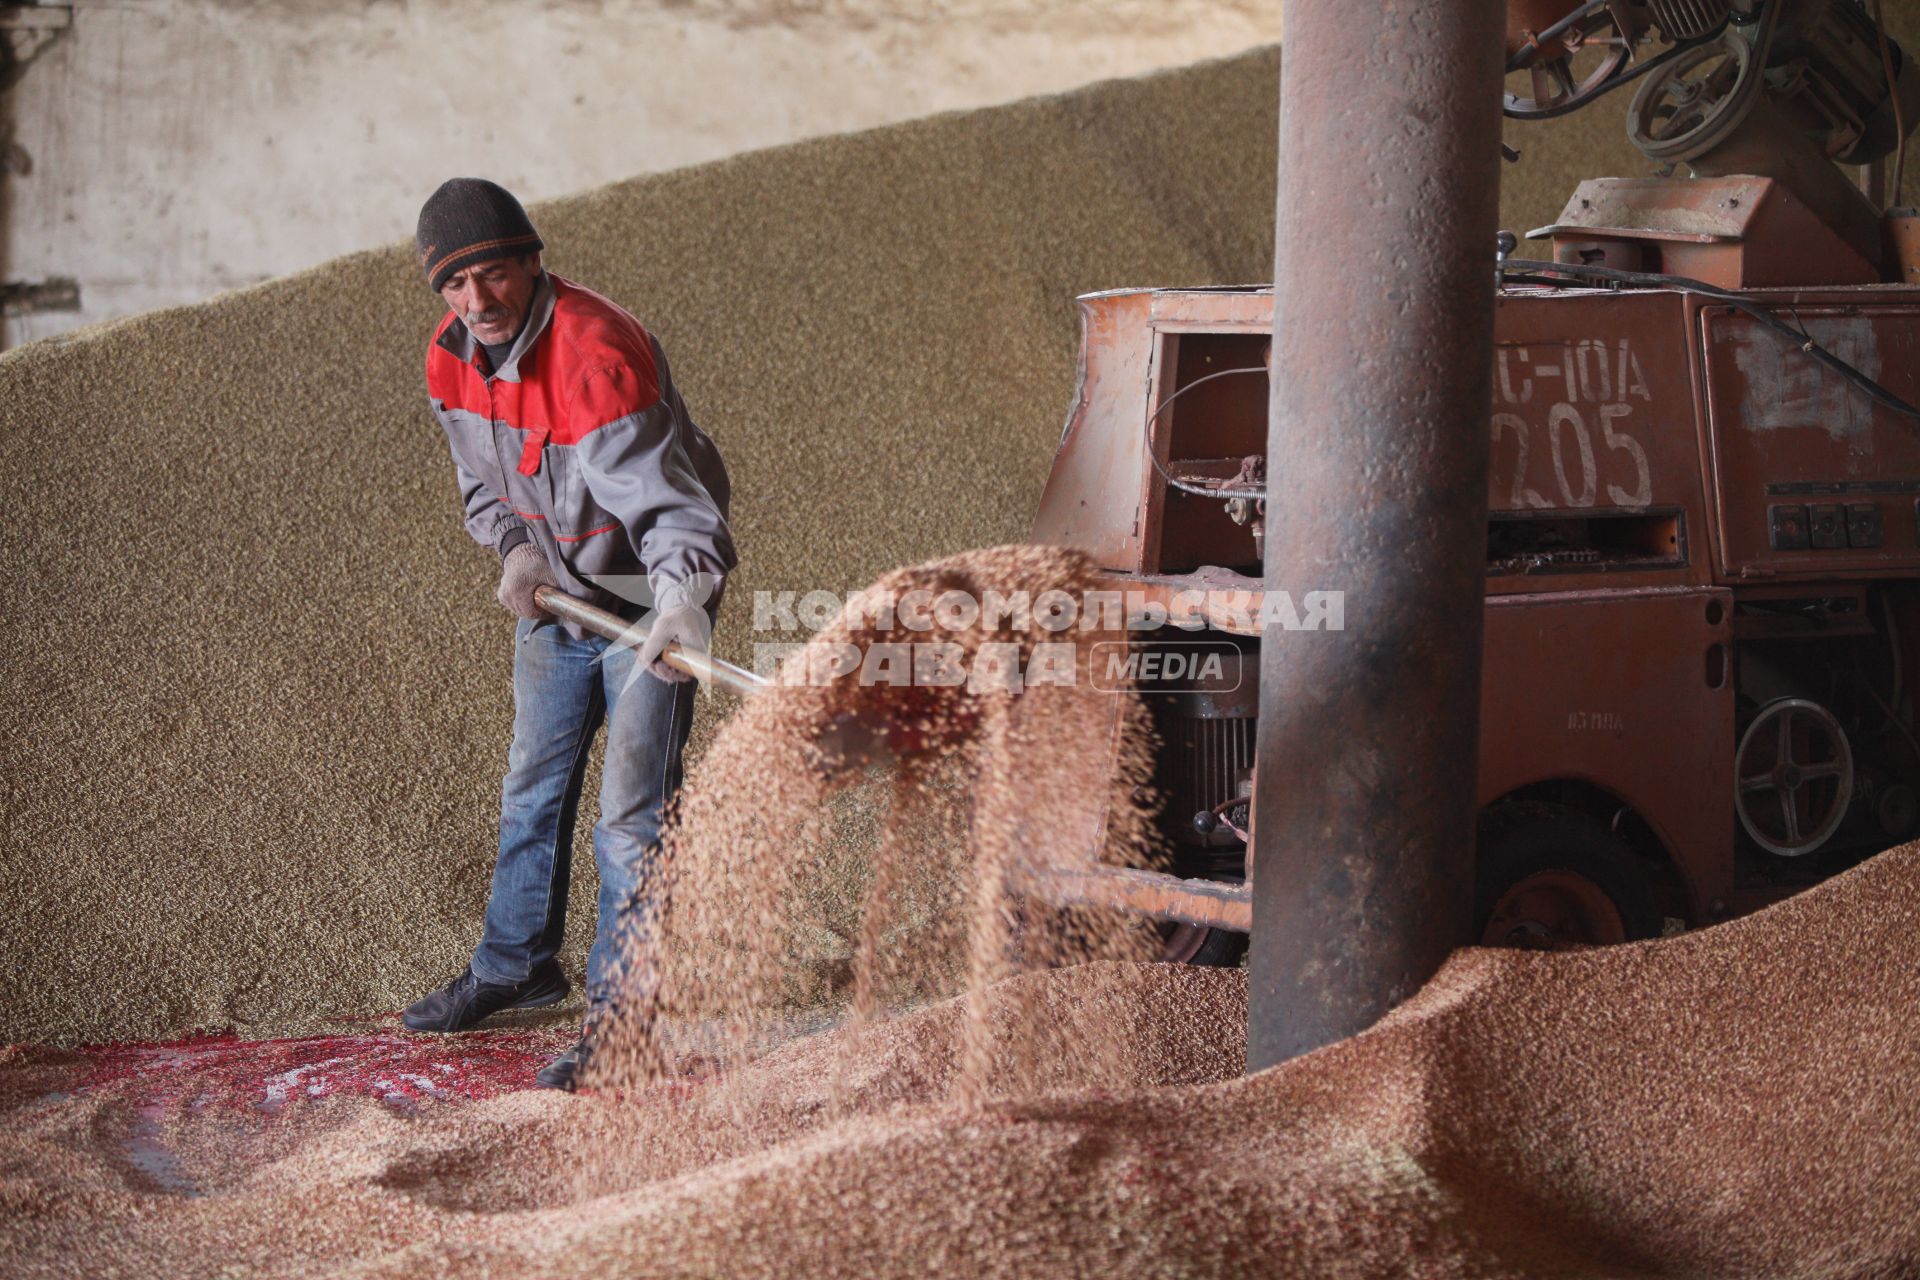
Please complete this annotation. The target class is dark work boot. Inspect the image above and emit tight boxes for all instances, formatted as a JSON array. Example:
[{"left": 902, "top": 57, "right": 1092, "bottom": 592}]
[
  {"left": 535, "top": 1035, "right": 594, "bottom": 1092},
  {"left": 401, "top": 962, "right": 570, "bottom": 1032}
]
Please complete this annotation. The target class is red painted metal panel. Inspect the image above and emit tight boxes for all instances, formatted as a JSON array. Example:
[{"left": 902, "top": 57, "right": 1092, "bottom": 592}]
[
  {"left": 1486, "top": 289, "right": 1713, "bottom": 594},
  {"left": 1702, "top": 298, "right": 1920, "bottom": 581},
  {"left": 1480, "top": 586, "right": 1738, "bottom": 919},
  {"left": 1029, "top": 292, "right": 1156, "bottom": 570}
]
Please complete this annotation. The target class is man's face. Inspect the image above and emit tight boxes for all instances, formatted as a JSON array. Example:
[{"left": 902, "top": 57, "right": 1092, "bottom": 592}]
[{"left": 439, "top": 254, "right": 541, "bottom": 347}]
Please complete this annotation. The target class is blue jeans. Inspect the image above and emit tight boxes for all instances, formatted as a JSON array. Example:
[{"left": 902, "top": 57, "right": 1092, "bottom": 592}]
[{"left": 470, "top": 615, "right": 696, "bottom": 1011}]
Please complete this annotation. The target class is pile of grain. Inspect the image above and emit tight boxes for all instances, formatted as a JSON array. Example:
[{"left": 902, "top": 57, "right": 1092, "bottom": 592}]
[
  {"left": 0, "top": 29, "right": 1802, "bottom": 1050},
  {"left": 6, "top": 840, "right": 1919, "bottom": 1275},
  {"left": 0, "top": 48, "right": 1283, "bottom": 1046}
]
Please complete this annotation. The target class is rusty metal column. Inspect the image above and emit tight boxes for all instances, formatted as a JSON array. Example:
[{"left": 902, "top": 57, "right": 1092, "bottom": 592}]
[{"left": 1247, "top": 1, "right": 1506, "bottom": 1070}]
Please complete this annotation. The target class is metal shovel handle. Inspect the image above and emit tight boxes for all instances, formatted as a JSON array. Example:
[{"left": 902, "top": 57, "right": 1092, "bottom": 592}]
[
  {"left": 531, "top": 585, "right": 769, "bottom": 698},
  {"left": 530, "top": 586, "right": 896, "bottom": 772}
]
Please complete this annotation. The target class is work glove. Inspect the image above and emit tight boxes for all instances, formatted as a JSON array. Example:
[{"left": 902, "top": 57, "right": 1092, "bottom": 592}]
[
  {"left": 497, "top": 542, "right": 557, "bottom": 620},
  {"left": 636, "top": 578, "right": 711, "bottom": 684}
]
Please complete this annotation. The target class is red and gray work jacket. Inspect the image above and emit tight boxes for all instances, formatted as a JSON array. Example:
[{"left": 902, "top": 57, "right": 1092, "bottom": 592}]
[{"left": 426, "top": 272, "right": 736, "bottom": 633}]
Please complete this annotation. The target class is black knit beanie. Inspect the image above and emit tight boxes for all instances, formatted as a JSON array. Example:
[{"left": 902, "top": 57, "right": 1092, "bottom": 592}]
[{"left": 416, "top": 178, "right": 545, "bottom": 292}]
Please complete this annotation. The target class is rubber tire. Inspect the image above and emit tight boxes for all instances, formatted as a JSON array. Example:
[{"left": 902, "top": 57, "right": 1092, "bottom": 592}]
[
  {"left": 1158, "top": 922, "right": 1249, "bottom": 968},
  {"left": 1474, "top": 810, "right": 1662, "bottom": 947}
]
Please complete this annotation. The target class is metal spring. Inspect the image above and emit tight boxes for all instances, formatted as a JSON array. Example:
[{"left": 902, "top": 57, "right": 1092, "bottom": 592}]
[{"left": 1646, "top": 0, "right": 1730, "bottom": 41}]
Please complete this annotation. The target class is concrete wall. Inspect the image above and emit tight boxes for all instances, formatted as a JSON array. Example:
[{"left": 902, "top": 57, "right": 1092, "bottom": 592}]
[
  {"left": 0, "top": 0, "right": 1282, "bottom": 348},
  {"left": 12, "top": 0, "right": 1920, "bottom": 348}
]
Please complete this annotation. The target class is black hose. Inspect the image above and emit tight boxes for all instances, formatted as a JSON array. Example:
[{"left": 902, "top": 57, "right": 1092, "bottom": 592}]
[
  {"left": 1500, "top": 258, "right": 1920, "bottom": 419},
  {"left": 1140, "top": 366, "right": 1269, "bottom": 500}
]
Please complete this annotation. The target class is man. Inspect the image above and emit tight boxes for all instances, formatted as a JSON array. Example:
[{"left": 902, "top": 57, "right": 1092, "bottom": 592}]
[{"left": 401, "top": 178, "right": 736, "bottom": 1091}]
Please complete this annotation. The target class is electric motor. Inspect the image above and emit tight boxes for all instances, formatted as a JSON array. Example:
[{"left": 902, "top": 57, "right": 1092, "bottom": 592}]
[{"left": 1645, "top": 0, "right": 1731, "bottom": 42}]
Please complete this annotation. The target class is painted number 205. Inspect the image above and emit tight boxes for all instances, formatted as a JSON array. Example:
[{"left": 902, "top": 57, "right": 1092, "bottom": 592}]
[{"left": 1492, "top": 402, "right": 1652, "bottom": 509}]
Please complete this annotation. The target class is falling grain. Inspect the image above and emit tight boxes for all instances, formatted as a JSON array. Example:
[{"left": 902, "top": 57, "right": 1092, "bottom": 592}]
[{"left": 588, "top": 545, "right": 1163, "bottom": 1112}]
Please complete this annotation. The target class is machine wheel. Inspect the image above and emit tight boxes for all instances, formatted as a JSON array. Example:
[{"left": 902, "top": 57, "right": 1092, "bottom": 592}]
[
  {"left": 1625, "top": 28, "right": 1760, "bottom": 163},
  {"left": 1504, "top": 1, "right": 1639, "bottom": 119},
  {"left": 1475, "top": 811, "right": 1661, "bottom": 949},
  {"left": 1734, "top": 697, "right": 1854, "bottom": 858}
]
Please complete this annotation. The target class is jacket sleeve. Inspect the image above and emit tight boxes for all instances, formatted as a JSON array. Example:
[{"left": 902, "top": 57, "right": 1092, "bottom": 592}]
[
  {"left": 569, "top": 359, "right": 737, "bottom": 589},
  {"left": 436, "top": 403, "right": 530, "bottom": 558}
]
